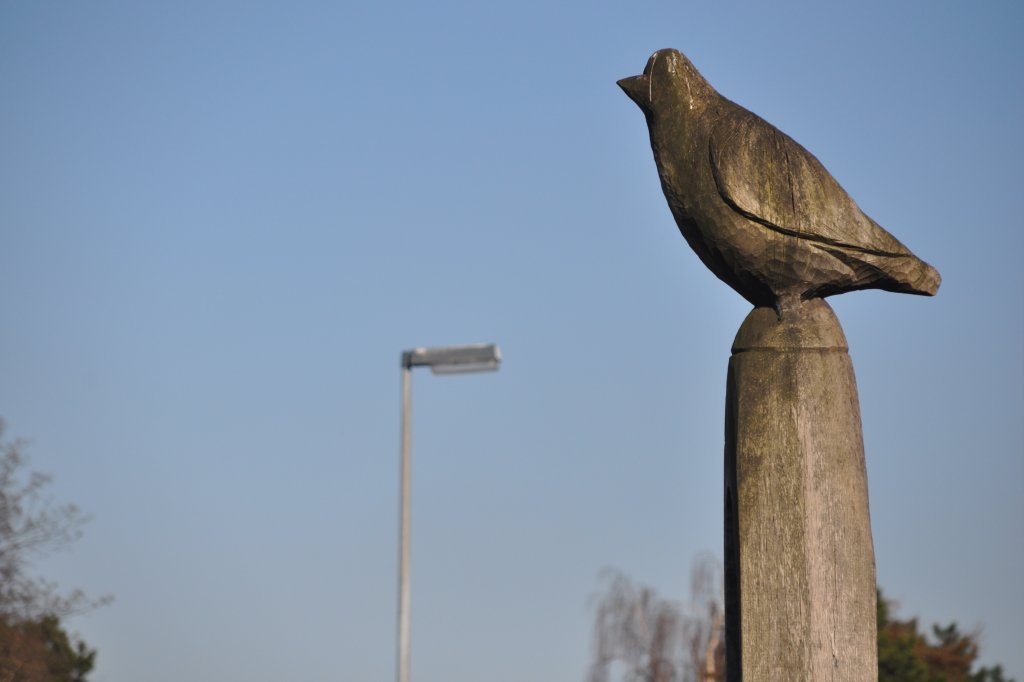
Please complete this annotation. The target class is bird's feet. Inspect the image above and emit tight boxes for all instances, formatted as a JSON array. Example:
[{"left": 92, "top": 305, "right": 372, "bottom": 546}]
[{"left": 773, "top": 294, "right": 802, "bottom": 321}]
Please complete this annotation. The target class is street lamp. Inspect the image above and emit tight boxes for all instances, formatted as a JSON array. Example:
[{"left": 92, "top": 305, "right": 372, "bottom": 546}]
[{"left": 396, "top": 343, "right": 501, "bottom": 682}]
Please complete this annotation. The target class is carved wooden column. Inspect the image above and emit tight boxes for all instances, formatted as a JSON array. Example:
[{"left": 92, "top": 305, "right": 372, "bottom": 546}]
[{"left": 724, "top": 299, "right": 877, "bottom": 682}]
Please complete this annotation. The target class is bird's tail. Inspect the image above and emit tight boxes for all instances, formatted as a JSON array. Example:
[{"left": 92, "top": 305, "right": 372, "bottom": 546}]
[
  {"left": 903, "top": 257, "right": 941, "bottom": 296},
  {"left": 822, "top": 246, "right": 941, "bottom": 297},
  {"left": 868, "top": 252, "right": 942, "bottom": 296}
]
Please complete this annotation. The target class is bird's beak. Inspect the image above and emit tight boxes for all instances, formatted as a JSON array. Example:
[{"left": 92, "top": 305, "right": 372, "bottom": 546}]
[{"left": 617, "top": 75, "right": 649, "bottom": 110}]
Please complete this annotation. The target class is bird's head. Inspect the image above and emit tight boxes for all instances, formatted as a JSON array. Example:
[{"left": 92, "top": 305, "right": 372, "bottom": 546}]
[{"left": 617, "top": 49, "right": 709, "bottom": 117}]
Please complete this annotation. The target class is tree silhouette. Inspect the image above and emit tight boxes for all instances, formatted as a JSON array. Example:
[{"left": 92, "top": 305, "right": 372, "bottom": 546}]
[
  {"left": 0, "top": 419, "right": 108, "bottom": 682},
  {"left": 586, "top": 556, "right": 724, "bottom": 682}
]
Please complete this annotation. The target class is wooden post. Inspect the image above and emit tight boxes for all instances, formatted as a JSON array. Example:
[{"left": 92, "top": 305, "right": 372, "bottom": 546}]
[{"left": 724, "top": 299, "right": 877, "bottom": 682}]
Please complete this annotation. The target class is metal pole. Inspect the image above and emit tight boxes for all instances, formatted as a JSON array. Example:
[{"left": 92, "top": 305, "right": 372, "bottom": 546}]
[{"left": 397, "top": 365, "right": 412, "bottom": 682}]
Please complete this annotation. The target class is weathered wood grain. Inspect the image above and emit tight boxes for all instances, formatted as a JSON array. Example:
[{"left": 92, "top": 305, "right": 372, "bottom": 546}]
[{"left": 724, "top": 300, "right": 877, "bottom": 682}]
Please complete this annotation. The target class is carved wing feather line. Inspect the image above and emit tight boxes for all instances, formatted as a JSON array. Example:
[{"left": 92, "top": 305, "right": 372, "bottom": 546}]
[{"left": 709, "top": 109, "right": 913, "bottom": 258}]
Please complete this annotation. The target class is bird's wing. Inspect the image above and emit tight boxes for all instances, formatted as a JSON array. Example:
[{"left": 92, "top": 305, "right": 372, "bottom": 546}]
[{"left": 709, "top": 108, "right": 912, "bottom": 257}]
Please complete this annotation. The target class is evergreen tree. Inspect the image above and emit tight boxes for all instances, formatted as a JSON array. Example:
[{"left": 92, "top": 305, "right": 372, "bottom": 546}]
[
  {"left": 0, "top": 615, "right": 95, "bottom": 682},
  {"left": 877, "top": 589, "right": 1016, "bottom": 682}
]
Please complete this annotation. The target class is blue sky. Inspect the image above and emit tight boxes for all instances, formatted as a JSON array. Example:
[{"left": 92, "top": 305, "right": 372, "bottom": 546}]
[{"left": 1, "top": 1, "right": 1021, "bottom": 680}]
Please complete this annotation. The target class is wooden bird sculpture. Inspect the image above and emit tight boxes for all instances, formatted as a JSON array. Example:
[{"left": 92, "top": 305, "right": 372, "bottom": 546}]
[{"left": 618, "top": 49, "right": 940, "bottom": 310}]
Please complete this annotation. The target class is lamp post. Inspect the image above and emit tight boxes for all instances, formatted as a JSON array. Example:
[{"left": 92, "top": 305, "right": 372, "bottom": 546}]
[{"left": 396, "top": 343, "right": 501, "bottom": 682}]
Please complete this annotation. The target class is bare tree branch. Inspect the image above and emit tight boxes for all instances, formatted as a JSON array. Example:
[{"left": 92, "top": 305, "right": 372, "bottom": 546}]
[
  {"left": 0, "top": 419, "right": 111, "bottom": 620},
  {"left": 586, "top": 558, "right": 724, "bottom": 682}
]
